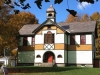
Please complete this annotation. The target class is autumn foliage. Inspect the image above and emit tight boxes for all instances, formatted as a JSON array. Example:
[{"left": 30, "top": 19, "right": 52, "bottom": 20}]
[{"left": 0, "top": 1, "right": 38, "bottom": 56}]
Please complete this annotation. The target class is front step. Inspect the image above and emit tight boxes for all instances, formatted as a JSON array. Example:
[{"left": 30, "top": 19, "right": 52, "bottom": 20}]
[{"left": 40, "top": 63, "right": 55, "bottom": 67}]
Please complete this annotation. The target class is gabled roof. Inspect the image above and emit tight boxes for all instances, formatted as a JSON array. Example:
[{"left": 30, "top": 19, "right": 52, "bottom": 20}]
[
  {"left": 33, "top": 19, "right": 66, "bottom": 34},
  {"left": 19, "top": 21, "right": 96, "bottom": 35},
  {"left": 59, "top": 21, "right": 96, "bottom": 33},
  {"left": 41, "top": 18, "right": 56, "bottom": 25},
  {"left": 19, "top": 24, "right": 40, "bottom": 35}
]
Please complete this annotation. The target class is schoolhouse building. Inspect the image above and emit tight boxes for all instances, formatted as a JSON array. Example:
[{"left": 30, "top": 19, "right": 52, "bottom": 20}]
[{"left": 17, "top": 5, "right": 97, "bottom": 67}]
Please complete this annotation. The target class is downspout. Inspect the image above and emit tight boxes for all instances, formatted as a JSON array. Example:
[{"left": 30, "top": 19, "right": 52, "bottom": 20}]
[
  {"left": 67, "top": 33, "right": 69, "bottom": 66},
  {"left": 92, "top": 32, "right": 96, "bottom": 67}
]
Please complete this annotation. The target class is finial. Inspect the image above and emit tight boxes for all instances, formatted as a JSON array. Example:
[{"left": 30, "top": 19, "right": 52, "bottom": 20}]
[{"left": 50, "top": 4, "right": 53, "bottom": 7}]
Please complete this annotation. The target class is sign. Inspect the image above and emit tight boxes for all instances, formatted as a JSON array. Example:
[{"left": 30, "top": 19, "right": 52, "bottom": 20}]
[{"left": 3, "top": 67, "right": 8, "bottom": 74}]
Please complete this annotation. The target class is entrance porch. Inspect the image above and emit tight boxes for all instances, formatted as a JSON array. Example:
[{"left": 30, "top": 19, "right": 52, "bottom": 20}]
[{"left": 43, "top": 51, "right": 55, "bottom": 63}]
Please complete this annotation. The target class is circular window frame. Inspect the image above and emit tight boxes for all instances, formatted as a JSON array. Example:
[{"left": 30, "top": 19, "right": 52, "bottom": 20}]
[
  {"left": 57, "top": 54, "right": 62, "bottom": 58},
  {"left": 36, "top": 55, "right": 41, "bottom": 58}
]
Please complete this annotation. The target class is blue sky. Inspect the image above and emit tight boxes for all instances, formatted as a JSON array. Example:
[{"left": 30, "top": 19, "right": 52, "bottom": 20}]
[{"left": 19, "top": 0, "right": 100, "bottom": 24}]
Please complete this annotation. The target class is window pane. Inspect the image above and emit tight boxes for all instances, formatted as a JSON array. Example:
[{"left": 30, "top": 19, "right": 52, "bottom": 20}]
[
  {"left": 32, "top": 37, "right": 35, "bottom": 46},
  {"left": 81, "top": 35, "right": 86, "bottom": 44},
  {"left": 52, "top": 34, "right": 54, "bottom": 43},
  {"left": 70, "top": 35, "right": 75, "bottom": 45},
  {"left": 44, "top": 34, "right": 54, "bottom": 44},
  {"left": 44, "top": 34, "right": 48, "bottom": 44},
  {"left": 23, "top": 37, "right": 27, "bottom": 46}
]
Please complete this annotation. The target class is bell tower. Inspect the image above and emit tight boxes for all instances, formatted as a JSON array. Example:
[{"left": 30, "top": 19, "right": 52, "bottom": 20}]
[{"left": 46, "top": 4, "right": 56, "bottom": 22}]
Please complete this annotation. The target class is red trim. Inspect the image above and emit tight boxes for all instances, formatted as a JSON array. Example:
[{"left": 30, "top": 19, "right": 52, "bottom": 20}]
[
  {"left": 80, "top": 35, "right": 86, "bottom": 45},
  {"left": 32, "top": 37, "right": 35, "bottom": 46}
]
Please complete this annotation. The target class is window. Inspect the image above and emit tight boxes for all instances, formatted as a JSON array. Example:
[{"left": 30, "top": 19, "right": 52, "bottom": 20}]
[
  {"left": 36, "top": 55, "right": 41, "bottom": 58},
  {"left": 48, "top": 26, "right": 51, "bottom": 29},
  {"left": 57, "top": 55, "right": 62, "bottom": 58},
  {"left": 44, "top": 31, "right": 54, "bottom": 44},
  {"left": 80, "top": 35, "right": 86, "bottom": 45},
  {"left": 70, "top": 35, "right": 75, "bottom": 45},
  {"left": 48, "top": 14, "right": 52, "bottom": 17},
  {"left": 23, "top": 37, "right": 27, "bottom": 46},
  {"left": 32, "top": 37, "right": 35, "bottom": 46}
]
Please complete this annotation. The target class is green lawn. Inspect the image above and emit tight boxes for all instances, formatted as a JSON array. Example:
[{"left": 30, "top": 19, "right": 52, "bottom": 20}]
[{"left": 2, "top": 67, "right": 100, "bottom": 75}]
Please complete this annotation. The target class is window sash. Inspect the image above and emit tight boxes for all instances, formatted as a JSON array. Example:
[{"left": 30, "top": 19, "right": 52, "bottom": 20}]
[{"left": 44, "top": 34, "right": 54, "bottom": 44}]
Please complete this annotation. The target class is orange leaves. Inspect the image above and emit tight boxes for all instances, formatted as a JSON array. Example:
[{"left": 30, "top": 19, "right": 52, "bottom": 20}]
[
  {"left": 0, "top": 11, "right": 38, "bottom": 56},
  {"left": 11, "top": 49, "right": 18, "bottom": 56},
  {"left": 66, "top": 14, "right": 77, "bottom": 23},
  {"left": 66, "top": 14, "right": 90, "bottom": 23}
]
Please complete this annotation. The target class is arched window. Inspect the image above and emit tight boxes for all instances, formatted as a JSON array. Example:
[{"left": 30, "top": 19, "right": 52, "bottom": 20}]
[
  {"left": 36, "top": 55, "right": 41, "bottom": 58},
  {"left": 48, "top": 14, "right": 52, "bottom": 17},
  {"left": 57, "top": 54, "right": 62, "bottom": 58}
]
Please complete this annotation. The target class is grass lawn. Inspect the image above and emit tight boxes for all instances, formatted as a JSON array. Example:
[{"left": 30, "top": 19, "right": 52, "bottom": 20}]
[{"left": 1, "top": 66, "right": 100, "bottom": 75}]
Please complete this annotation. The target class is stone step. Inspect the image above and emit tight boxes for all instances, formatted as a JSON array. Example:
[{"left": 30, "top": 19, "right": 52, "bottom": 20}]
[{"left": 40, "top": 63, "right": 55, "bottom": 67}]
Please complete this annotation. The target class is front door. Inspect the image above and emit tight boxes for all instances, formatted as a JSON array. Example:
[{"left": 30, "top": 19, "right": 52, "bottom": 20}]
[{"left": 48, "top": 53, "right": 53, "bottom": 63}]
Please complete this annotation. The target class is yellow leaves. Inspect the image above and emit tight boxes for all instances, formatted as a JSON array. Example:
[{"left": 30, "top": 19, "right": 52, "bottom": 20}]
[
  {"left": 96, "top": 38, "right": 100, "bottom": 58},
  {"left": 90, "top": 12, "right": 100, "bottom": 21},
  {"left": 66, "top": 14, "right": 89, "bottom": 23},
  {"left": 11, "top": 49, "right": 18, "bottom": 56}
]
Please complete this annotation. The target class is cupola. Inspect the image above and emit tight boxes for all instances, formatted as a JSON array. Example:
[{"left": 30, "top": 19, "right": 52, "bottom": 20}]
[{"left": 46, "top": 4, "right": 56, "bottom": 22}]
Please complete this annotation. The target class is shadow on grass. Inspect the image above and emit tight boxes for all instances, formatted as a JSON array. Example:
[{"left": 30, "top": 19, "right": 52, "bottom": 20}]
[{"left": 7, "top": 66, "right": 85, "bottom": 73}]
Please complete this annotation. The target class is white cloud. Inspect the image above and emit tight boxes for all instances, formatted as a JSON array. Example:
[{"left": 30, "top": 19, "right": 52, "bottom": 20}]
[{"left": 77, "top": 2, "right": 91, "bottom": 10}]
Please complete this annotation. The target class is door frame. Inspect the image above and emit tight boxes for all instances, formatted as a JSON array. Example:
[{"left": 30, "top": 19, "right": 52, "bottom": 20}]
[{"left": 43, "top": 51, "right": 55, "bottom": 63}]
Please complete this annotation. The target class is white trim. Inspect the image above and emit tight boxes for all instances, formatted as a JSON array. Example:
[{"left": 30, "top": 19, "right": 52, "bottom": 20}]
[
  {"left": 75, "top": 35, "right": 80, "bottom": 44},
  {"left": 86, "top": 34, "right": 92, "bottom": 44},
  {"left": 27, "top": 37, "right": 32, "bottom": 46},
  {"left": 68, "top": 51, "right": 92, "bottom": 64}
]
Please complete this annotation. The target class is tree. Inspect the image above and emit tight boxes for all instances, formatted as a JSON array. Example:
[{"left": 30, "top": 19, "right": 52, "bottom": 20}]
[
  {"left": 11, "top": 48, "right": 18, "bottom": 56},
  {"left": 7, "top": 12, "right": 38, "bottom": 30},
  {"left": 0, "top": 0, "right": 13, "bottom": 56},
  {"left": 80, "top": 14, "right": 89, "bottom": 22},
  {"left": 0, "top": 11, "right": 38, "bottom": 56},
  {"left": 3, "top": 12, "right": 38, "bottom": 53},
  {"left": 66, "top": 13, "right": 90, "bottom": 23},
  {"left": 66, "top": 14, "right": 77, "bottom": 23},
  {"left": 90, "top": 12, "right": 100, "bottom": 21}
]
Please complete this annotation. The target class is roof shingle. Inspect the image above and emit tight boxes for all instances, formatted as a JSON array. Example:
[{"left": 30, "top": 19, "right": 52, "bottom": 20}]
[
  {"left": 59, "top": 21, "right": 96, "bottom": 33},
  {"left": 19, "top": 24, "right": 40, "bottom": 35},
  {"left": 19, "top": 21, "right": 96, "bottom": 35}
]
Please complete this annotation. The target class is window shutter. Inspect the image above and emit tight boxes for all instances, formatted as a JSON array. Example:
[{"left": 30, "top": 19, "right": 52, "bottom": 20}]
[
  {"left": 70, "top": 35, "right": 75, "bottom": 45},
  {"left": 32, "top": 37, "right": 35, "bottom": 46},
  {"left": 81, "top": 35, "right": 86, "bottom": 45}
]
